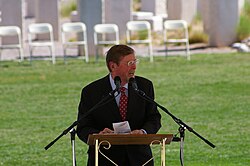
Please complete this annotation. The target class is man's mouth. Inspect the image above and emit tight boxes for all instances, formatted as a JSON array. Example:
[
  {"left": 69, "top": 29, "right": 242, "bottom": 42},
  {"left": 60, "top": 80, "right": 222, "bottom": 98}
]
[{"left": 128, "top": 71, "right": 135, "bottom": 77}]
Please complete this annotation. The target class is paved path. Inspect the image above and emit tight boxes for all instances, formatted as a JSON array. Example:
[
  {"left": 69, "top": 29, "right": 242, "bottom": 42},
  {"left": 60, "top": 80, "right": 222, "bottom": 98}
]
[{"left": 0, "top": 41, "right": 237, "bottom": 61}]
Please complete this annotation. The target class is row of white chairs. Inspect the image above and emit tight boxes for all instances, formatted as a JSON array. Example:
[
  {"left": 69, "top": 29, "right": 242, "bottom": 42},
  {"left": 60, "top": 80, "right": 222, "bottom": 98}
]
[
  {"left": 0, "top": 20, "right": 190, "bottom": 64},
  {"left": 94, "top": 20, "right": 190, "bottom": 62}
]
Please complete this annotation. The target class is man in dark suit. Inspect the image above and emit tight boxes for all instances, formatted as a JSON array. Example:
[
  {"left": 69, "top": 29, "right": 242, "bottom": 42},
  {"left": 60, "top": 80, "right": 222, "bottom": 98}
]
[{"left": 77, "top": 45, "right": 161, "bottom": 166}]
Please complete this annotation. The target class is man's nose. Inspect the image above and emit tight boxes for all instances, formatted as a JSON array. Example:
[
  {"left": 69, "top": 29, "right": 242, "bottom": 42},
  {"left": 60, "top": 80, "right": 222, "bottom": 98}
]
[{"left": 130, "top": 64, "right": 136, "bottom": 69}]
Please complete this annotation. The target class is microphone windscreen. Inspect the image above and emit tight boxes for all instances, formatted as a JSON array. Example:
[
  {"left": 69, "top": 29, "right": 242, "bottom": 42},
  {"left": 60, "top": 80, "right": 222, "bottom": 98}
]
[
  {"left": 129, "top": 77, "right": 138, "bottom": 90},
  {"left": 114, "top": 76, "right": 121, "bottom": 83},
  {"left": 114, "top": 76, "right": 121, "bottom": 89}
]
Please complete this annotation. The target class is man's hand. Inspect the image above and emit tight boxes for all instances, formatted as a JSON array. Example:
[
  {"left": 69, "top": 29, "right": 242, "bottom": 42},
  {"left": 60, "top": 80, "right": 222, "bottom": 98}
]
[
  {"left": 99, "top": 128, "right": 114, "bottom": 134},
  {"left": 130, "top": 129, "right": 145, "bottom": 134}
]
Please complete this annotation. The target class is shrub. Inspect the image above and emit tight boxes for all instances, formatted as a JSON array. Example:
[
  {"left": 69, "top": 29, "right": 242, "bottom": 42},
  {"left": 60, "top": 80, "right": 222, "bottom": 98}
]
[
  {"left": 237, "top": 1, "right": 250, "bottom": 41},
  {"left": 188, "top": 14, "right": 208, "bottom": 44},
  {"left": 60, "top": 0, "right": 77, "bottom": 18},
  {"left": 189, "top": 31, "right": 208, "bottom": 44}
]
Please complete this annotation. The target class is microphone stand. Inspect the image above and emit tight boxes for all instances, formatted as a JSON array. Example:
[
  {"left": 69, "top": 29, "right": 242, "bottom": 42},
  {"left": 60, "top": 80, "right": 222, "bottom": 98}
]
[
  {"left": 44, "top": 89, "right": 119, "bottom": 151},
  {"left": 179, "top": 126, "right": 185, "bottom": 166},
  {"left": 133, "top": 88, "right": 216, "bottom": 165},
  {"left": 69, "top": 128, "right": 77, "bottom": 166}
]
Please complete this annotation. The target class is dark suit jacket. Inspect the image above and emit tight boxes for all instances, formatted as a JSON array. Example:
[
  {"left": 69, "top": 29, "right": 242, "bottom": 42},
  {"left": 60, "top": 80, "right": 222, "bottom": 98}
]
[{"left": 77, "top": 75, "right": 161, "bottom": 166}]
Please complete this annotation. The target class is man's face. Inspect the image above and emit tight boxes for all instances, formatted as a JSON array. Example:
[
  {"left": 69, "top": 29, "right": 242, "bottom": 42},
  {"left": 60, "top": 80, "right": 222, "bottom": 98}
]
[{"left": 111, "top": 54, "right": 138, "bottom": 85}]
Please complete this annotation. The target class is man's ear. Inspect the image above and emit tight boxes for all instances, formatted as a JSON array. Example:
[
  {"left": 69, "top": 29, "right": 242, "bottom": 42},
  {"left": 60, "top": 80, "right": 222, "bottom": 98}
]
[{"left": 109, "top": 62, "right": 118, "bottom": 71}]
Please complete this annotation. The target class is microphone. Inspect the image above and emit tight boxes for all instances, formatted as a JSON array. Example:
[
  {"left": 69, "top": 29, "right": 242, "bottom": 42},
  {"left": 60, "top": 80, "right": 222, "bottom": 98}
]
[
  {"left": 114, "top": 76, "right": 121, "bottom": 91},
  {"left": 129, "top": 77, "right": 146, "bottom": 97},
  {"left": 129, "top": 77, "right": 138, "bottom": 91}
]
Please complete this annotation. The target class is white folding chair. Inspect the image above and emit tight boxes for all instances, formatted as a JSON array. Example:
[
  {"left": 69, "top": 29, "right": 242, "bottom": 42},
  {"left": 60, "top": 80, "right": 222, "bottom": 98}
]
[
  {"left": 163, "top": 20, "right": 190, "bottom": 60},
  {"left": 126, "top": 21, "right": 153, "bottom": 62},
  {"left": 0, "top": 26, "right": 24, "bottom": 62},
  {"left": 28, "top": 23, "right": 55, "bottom": 64},
  {"left": 61, "top": 22, "right": 89, "bottom": 64},
  {"left": 94, "top": 24, "right": 119, "bottom": 61}
]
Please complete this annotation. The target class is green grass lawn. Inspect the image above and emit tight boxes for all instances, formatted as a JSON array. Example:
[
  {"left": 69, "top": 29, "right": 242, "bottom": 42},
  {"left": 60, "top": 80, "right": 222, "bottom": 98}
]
[{"left": 0, "top": 53, "right": 249, "bottom": 165}]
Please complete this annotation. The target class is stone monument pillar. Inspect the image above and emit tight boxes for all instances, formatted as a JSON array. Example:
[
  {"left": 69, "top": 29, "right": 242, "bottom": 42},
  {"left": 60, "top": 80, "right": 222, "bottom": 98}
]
[
  {"left": 25, "top": 0, "right": 36, "bottom": 18},
  {"left": 167, "top": 0, "right": 197, "bottom": 24},
  {"left": 35, "top": 0, "right": 59, "bottom": 40},
  {"left": 78, "top": 0, "right": 103, "bottom": 56},
  {"left": 0, "top": 0, "right": 24, "bottom": 44},
  {"left": 104, "top": 0, "right": 132, "bottom": 40},
  {"left": 141, "top": 0, "right": 168, "bottom": 19},
  {"left": 139, "top": 0, "right": 167, "bottom": 31},
  {"left": 204, "top": 0, "right": 243, "bottom": 46},
  {"left": 78, "top": 0, "right": 132, "bottom": 56}
]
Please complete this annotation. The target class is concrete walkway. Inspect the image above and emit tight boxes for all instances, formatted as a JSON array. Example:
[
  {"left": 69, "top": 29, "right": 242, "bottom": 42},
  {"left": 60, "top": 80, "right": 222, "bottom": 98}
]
[{"left": 0, "top": 41, "right": 237, "bottom": 62}]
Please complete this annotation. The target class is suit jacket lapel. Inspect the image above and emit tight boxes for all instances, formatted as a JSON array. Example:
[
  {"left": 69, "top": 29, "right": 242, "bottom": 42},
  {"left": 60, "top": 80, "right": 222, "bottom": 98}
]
[
  {"left": 102, "top": 75, "right": 122, "bottom": 121},
  {"left": 127, "top": 86, "right": 140, "bottom": 120}
]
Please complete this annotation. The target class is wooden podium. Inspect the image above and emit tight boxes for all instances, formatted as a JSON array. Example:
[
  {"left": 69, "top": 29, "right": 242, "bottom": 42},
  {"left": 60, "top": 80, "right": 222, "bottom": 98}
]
[{"left": 87, "top": 134, "right": 173, "bottom": 166}]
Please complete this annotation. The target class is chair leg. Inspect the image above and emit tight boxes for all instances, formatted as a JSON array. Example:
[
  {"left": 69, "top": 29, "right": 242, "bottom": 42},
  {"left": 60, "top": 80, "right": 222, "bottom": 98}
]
[
  {"left": 19, "top": 48, "right": 24, "bottom": 62},
  {"left": 149, "top": 43, "right": 153, "bottom": 63},
  {"left": 165, "top": 44, "right": 168, "bottom": 58},
  {"left": 29, "top": 47, "right": 33, "bottom": 65},
  {"left": 95, "top": 46, "right": 99, "bottom": 63},
  {"left": 63, "top": 47, "right": 67, "bottom": 64},
  {"left": 51, "top": 45, "right": 56, "bottom": 64},
  {"left": 84, "top": 44, "right": 89, "bottom": 63},
  {"left": 186, "top": 42, "right": 190, "bottom": 60}
]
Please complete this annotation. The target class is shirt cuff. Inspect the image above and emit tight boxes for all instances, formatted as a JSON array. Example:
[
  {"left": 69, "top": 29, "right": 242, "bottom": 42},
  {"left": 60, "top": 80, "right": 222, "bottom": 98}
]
[{"left": 141, "top": 129, "right": 147, "bottom": 134}]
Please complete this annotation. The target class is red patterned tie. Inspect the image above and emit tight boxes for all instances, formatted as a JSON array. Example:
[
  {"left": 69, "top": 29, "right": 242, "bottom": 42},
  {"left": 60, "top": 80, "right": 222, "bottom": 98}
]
[{"left": 119, "top": 87, "right": 128, "bottom": 121}]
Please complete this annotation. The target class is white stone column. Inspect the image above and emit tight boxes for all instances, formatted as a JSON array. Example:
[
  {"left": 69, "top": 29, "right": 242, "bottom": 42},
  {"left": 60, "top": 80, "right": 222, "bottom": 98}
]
[
  {"left": 167, "top": 0, "right": 197, "bottom": 24},
  {"left": 140, "top": 0, "right": 167, "bottom": 31},
  {"left": 0, "top": 0, "right": 24, "bottom": 44},
  {"left": 35, "top": 0, "right": 59, "bottom": 40},
  {"left": 205, "top": 0, "right": 242, "bottom": 46},
  {"left": 141, "top": 0, "right": 168, "bottom": 18},
  {"left": 78, "top": 0, "right": 132, "bottom": 56},
  {"left": 167, "top": 0, "right": 181, "bottom": 20},
  {"left": 105, "top": 0, "right": 132, "bottom": 40},
  {"left": 78, "top": 0, "right": 103, "bottom": 56},
  {"left": 25, "top": 0, "right": 36, "bottom": 18}
]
